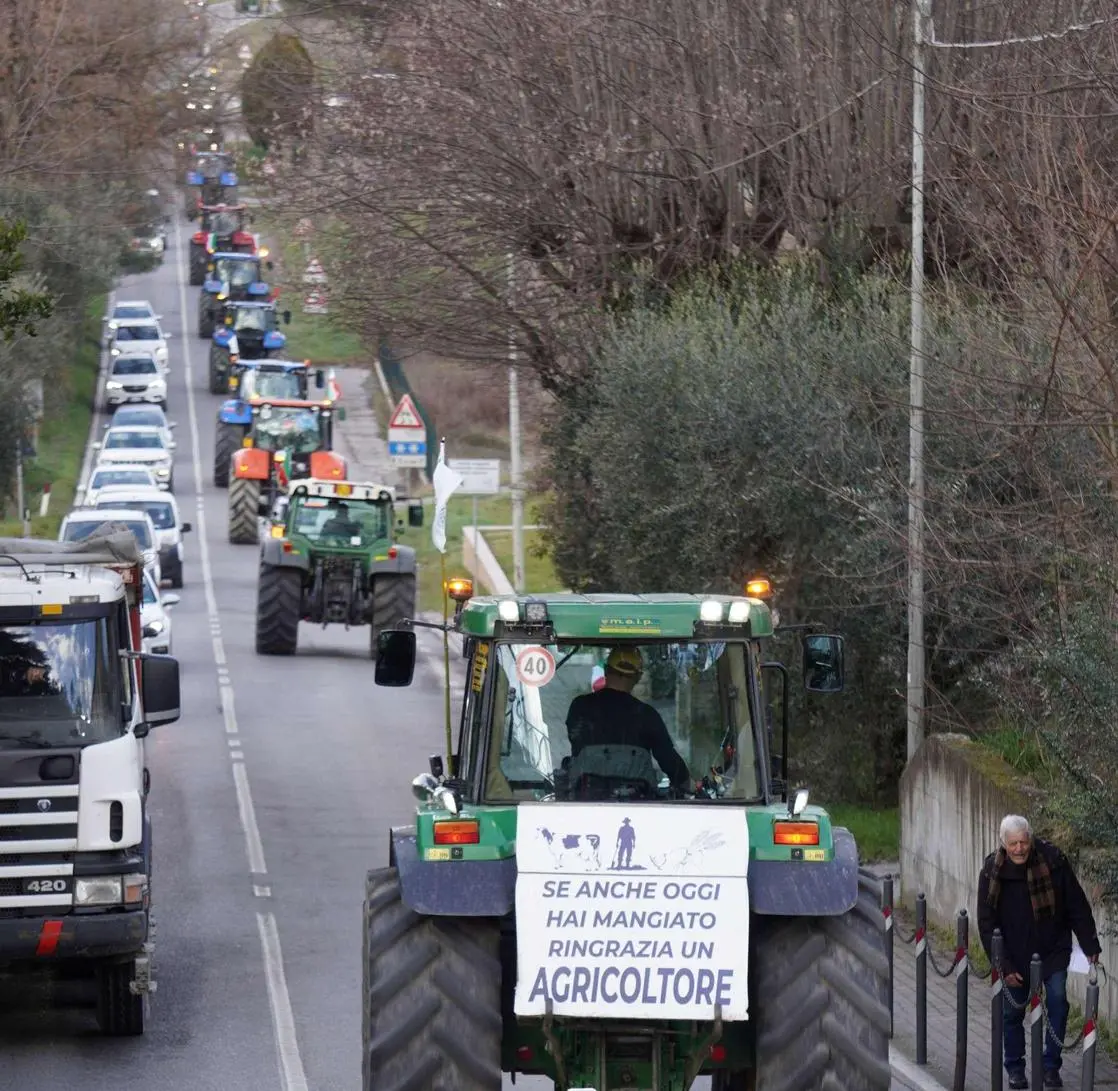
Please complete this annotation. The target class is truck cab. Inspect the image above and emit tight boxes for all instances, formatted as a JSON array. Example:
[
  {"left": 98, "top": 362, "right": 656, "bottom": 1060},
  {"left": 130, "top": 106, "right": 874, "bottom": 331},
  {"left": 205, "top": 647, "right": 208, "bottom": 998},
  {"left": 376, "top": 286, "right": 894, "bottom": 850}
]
[{"left": 0, "top": 532, "right": 181, "bottom": 1036}]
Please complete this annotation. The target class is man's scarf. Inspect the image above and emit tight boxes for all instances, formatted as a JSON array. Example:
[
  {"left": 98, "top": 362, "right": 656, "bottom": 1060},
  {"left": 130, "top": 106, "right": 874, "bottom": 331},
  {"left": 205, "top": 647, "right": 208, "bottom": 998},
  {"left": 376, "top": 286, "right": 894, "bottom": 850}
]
[{"left": 985, "top": 843, "right": 1057, "bottom": 921}]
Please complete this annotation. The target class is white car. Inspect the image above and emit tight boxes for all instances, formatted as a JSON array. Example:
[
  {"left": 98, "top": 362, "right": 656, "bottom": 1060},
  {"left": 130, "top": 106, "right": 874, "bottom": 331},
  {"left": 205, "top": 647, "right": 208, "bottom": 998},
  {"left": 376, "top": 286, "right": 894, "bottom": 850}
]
[
  {"left": 104, "top": 300, "right": 160, "bottom": 344},
  {"left": 141, "top": 568, "right": 179, "bottom": 655},
  {"left": 109, "top": 319, "right": 170, "bottom": 372},
  {"left": 95, "top": 425, "right": 175, "bottom": 491},
  {"left": 107, "top": 405, "right": 177, "bottom": 451},
  {"left": 105, "top": 354, "right": 167, "bottom": 410},
  {"left": 83, "top": 464, "right": 159, "bottom": 505},
  {"left": 59, "top": 508, "right": 162, "bottom": 586},
  {"left": 92, "top": 486, "right": 191, "bottom": 588}
]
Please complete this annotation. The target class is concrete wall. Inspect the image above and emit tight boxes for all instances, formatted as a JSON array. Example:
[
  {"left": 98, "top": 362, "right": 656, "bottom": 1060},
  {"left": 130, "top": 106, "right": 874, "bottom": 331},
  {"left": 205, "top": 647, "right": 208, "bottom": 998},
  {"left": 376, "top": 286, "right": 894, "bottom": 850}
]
[
  {"left": 462, "top": 527, "right": 514, "bottom": 595},
  {"left": 900, "top": 733, "right": 1117, "bottom": 1018}
]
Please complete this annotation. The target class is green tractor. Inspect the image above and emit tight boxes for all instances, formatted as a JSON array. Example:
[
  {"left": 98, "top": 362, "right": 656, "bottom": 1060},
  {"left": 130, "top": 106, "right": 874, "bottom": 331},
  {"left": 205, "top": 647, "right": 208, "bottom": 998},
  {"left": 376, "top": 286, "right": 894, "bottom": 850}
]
[
  {"left": 255, "top": 478, "right": 425, "bottom": 656},
  {"left": 366, "top": 586, "right": 891, "bottom": 1091}
]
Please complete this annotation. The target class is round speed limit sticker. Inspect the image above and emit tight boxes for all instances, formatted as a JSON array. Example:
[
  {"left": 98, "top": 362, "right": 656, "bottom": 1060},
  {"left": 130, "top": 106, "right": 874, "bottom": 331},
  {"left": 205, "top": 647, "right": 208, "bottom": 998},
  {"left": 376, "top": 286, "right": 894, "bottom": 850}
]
[{"left": 515, "top": 646, "right": 556, "bottom": 687}]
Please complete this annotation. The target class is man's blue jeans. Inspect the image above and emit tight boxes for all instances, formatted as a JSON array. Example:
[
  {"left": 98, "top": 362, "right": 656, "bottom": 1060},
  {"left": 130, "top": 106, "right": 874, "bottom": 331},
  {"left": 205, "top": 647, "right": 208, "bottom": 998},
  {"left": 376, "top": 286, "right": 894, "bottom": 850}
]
[{"left": 1004, "top": 970, "right": 1068, "bottom": 1074}]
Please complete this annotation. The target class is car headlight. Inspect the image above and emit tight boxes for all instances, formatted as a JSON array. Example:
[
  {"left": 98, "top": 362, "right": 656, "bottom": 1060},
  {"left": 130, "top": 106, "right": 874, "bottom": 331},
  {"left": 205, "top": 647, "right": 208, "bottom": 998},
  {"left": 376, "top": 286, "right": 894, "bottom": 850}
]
[
  {"left": 144, "top": 620, "right": 165, "bottom": 637},
  {"left": 155, "top": 466, "right": 171, "bottom": 478},
  {"left": 111, "top": 347, "right": 121, "bottom": 356},
  {"left": 108, "top": 321, "right": 118, "bottom": 331},
  {"left": 106, "top": 381, "right": 123, "bottom": 390},
  {"left": 75, "top": 876, "right": 122, "bottom": 906}
]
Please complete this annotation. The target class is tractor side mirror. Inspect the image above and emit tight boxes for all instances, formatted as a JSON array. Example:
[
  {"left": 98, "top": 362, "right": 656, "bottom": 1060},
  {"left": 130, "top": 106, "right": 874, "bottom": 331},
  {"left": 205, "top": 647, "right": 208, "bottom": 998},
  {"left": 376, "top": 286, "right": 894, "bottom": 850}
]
[
  {"left": 374, "top": 630, "right": 416, "bottom": 686},
  {"left": 408, "top": 500, "right": 424, "bottom": 528},
  {"left": 803, "top": 634, "right": 845, "bottom": 694},
  {"left": 283, "top": 310, "right": 291, "bottom": 325}
]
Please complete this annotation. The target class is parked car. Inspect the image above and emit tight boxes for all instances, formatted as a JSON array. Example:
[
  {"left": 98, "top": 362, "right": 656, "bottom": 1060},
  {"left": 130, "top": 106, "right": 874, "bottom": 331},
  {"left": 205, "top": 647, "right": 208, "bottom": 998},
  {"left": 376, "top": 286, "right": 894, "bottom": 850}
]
[
  {"left": 94, "top": 425, "right": 175, "bottom": 491},
  {"left": 141, "top": 568, "right": 179, "bottom": 655},
  {"left": 83, "top": 463, "right": 159, "bottom": 505},
  {"left": 59, "top": 508, "right": 162, "bottom": 585},
  {"left": 103, "top": 300, "right": 159, "bottom": 344},
  {"left": 93, "top": 486, "right": 191, "bottom": 588},
  {"left": 105, "top": 354, "right": 167, "bottom": 410},
  {"left": 109, "top": 319, "right": 170, "bottom": 372}
]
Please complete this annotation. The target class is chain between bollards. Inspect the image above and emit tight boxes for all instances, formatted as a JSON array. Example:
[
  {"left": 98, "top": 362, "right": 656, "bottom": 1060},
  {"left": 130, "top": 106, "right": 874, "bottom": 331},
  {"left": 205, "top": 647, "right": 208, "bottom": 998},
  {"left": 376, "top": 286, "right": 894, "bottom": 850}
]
[
  {"left": 991, "top": 929, "right": 1004, "bottom": 1091},
  {"left": 916, "top": 892, "right": 927, "bottom": 1065},
  {"left": 953, "top": 909, "right": 968, "bottom": 1091}
]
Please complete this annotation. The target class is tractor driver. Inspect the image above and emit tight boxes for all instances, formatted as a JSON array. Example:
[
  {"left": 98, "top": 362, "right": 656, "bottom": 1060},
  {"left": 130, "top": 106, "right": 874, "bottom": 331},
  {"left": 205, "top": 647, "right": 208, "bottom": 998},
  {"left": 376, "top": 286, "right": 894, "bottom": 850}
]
[
  {"left": 320, "top": 499, "right": 361, "bottom": 539},
  {"left": 565, "top": 647, "right": 691, "bottom": 794}
]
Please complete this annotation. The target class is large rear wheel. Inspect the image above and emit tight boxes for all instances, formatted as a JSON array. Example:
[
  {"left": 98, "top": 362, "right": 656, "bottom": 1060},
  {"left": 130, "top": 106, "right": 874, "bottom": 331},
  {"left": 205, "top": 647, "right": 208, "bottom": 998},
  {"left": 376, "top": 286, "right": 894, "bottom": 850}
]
[
  {"left": 363, "top": 867, "right": 501, "bottom": 1091},
  {"left": 198, "top": 303, "right": 214, "bottom": 339},
  {"left": 209, "top": 348, "right": 230, "bottom": 394},
  {"left": 213, "top": 421, "right": 239, "bottom": 488},
  {"left": 750, "top": 867, "right": 891, "bottom": 1091},
  {"left": 255, "top": 564, "right": 301, "bottom": 654},
  {"left": 228, "top": 477, "right": 261, "bottom": 544},
  {"left": 369, "top": 574, "right": 416, "bottom": 659}
]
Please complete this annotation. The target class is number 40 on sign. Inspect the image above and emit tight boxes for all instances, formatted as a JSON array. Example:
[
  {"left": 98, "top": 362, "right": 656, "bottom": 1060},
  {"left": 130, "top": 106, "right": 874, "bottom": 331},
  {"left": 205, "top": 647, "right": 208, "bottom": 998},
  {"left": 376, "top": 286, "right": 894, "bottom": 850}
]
[{"left": 516, "top": 647, "right": 555, "bottom": 687}]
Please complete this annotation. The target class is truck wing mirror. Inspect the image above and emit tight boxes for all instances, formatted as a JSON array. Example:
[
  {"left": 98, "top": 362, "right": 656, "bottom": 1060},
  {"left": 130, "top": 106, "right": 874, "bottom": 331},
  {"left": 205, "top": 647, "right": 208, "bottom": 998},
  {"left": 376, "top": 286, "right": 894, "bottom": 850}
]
[
  {"left": 138, "top": 653, "right": 181, "bottom": 728},
  {"left": 374, "top": 630, "right": 416, "bottom": 686},
  {"left": 803, "top": 634, "right": 845, "bottom": 694}
]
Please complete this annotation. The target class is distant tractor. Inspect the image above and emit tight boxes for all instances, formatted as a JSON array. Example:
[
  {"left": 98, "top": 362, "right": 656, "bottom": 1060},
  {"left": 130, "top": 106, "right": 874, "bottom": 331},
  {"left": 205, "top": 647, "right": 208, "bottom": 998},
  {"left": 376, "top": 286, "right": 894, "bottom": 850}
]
[
  {"left": 213, "top": 361, "right": 323, "bottom": 487},
  {"left": 189, "top": 205, "right": 262, "bottom": 285},
  {"left": 255, "top": 478, "right": 424, "bottom": 656},
  {"left": 198, "top": 252, "right": 274, "bottom": 337},
  {"left": 227, "top": 398, "right": 345, "bottom": 543},
  {"left": 208, "top": 302, "right": 291, "bottom": 391},
  {"left": 185, "top": 151, "right": 238, "bottom": 218}
]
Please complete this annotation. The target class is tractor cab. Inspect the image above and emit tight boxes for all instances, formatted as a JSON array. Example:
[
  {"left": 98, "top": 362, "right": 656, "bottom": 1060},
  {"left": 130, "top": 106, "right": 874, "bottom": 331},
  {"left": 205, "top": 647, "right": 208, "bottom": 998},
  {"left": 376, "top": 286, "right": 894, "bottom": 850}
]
[
  {"left": 193, "top": 204, "right": 256, "bottom": 256},
  {"left": 213, "top": 301, "right": 290, "bottom": 361},
  {"left": 198, "top": 251, "right": 274, "bottom": 331},
  {"left": 186, "top": 152, "right": 238, "bottom": 215},
  {"left": 232, "top": 359, "right": 319, "bottom": 400}
]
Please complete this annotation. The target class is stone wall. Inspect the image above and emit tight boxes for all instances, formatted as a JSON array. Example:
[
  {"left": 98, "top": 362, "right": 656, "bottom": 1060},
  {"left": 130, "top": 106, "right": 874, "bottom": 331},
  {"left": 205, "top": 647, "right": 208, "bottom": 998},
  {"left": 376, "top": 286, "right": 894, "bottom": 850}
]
[{"left": 900, "top": 733, "right": 1116, "bottom": 1018}]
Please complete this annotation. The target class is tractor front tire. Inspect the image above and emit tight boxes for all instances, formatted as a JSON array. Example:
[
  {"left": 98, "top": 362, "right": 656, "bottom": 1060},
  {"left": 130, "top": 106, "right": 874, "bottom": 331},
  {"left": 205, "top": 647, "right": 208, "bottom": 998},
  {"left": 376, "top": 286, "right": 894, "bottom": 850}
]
[
  {"left": 198, "top": 304, "right": 214, "bottom": 339},
  {"left": 213, "top": 422, "right": 239, "bottom": 488},
  {"left": 363, "top": 867, "right": 501, "bottom": 1091},
  {"left": 369, "top": 574, "right": 416, "bottom": 659},
  {"left": 228, "top": 478, "right": 261, "bottom": 544},
  {"left": 255, "top": 564, "right": 301, "bottom": 654},
  {"left": 747, "top": 869, "right": 891, "bottom": 1091},
  {"left": 188, "top": 245, "right": 206, "bottom": 286}
]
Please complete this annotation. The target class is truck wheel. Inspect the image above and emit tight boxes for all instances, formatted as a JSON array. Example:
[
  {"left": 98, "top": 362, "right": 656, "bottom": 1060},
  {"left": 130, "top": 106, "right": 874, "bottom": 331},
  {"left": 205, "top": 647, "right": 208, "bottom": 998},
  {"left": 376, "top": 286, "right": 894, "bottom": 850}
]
[
  {"left": 228, "top": 478, "right": 261, "bottom": 544},
  {"left": 369, "top": 575, "right": 416, "bottom": 659},
  {"left": 198, "top": 305, "right": 214, "bottom": 339},
  {"left": 255, "top": 564, "right": 301, "bottom": 654},
  {"left": 751, "top": 870, "right": 891, "bottom": 1091},
  {"left": 363, "top": 867, "right": 501, "bottom": 1091},
  {"left": 167, "top": 558, "right": 184, "bottom": 589},
  {"left": 96, "top": 959, "right": 147, "bottom": 1036},
  {"left": 213, "top": 422, "right": 238, "bottom": 488}
]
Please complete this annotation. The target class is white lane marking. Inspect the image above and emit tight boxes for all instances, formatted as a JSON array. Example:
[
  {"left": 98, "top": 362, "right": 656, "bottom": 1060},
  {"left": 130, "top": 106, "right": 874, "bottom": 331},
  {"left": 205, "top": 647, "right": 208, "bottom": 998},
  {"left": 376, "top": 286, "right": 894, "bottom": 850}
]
[
  {"left": 231, "top": 750, "right": 245, "bottom": 760},
  {"left": 257, "top": 912, "right": 310, "bottom": 1091},
  {"left": 175, "top": 219, "right": 311, "bottom": 1091}
]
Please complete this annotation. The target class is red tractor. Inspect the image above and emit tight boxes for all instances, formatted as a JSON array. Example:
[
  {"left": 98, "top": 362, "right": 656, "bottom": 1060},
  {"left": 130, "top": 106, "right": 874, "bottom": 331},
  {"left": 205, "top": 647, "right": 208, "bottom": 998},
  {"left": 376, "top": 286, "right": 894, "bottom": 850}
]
[
  {"left": 189, "top": 204, "right": 262, "bottom": 285},
  {"left": 227, "top": 399, "right": 346, "bottom": 544}
]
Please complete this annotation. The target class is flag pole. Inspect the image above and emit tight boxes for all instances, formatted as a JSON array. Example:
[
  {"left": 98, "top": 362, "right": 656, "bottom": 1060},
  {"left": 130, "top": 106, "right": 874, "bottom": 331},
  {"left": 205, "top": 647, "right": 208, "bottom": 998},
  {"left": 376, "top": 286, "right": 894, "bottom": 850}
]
[{"left": 441, "top": 547, "right": 452, "bottom": 768}]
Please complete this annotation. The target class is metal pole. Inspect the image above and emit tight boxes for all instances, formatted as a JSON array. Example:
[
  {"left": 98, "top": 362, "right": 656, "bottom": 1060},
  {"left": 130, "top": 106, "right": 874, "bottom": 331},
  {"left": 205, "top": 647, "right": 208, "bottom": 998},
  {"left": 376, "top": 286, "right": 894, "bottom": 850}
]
[
  {"left": 916, "top": 893, "right": 927, "bottom": 1064},
  {"left": 15, "top": 440, "right": 28, "bottom": 537},
  {"left": 907, "top": 0, "right": 931, "bottom": 760},
  {"left": 506, "top": 253, "right": 525, "bottom": 593},
  {"left": 1081, "top": 964, "right": 1099, "bottom": 1091},
  {"left": 954, "top": 910, "right": 969, "bottom": 1091},
  {"left": 1029, "top": 953, "right": 1043, "bottom": 1091},
  {"left": 883, "top": 875, "right": 895, "bottom": 1038},
  {"left": 991, "top": 930, "right": 1004, "bottom": 1091}
]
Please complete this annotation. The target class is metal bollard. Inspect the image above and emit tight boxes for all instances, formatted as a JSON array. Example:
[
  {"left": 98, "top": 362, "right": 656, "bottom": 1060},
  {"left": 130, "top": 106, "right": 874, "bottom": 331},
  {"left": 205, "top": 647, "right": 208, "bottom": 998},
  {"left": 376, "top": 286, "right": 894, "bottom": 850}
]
[
  {"left": 1029, "top": 953, "right": 1043, "bottom": 1091},
  {"left": 954, "top": 909, "right": 969, "bottom": 1091},
  {"left": 1081, "top": 964, "right": 1099, "bottom": 1091},
  {"left": 916, "top": 893, "right": 928, "bottom": 1065},
  {"left": 883, "top": 875, "right": 894, "bottom": 1038},
  {"left": 990, "top": 930, "right": 1004, "bottom": 1091}
]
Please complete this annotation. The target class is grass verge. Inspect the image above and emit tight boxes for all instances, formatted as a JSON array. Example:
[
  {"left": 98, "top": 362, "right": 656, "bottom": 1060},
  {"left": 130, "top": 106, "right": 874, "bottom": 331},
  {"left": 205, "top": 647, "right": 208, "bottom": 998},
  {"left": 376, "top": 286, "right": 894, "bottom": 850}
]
[
  {"left": 481, "top": 530, "right": 561, "bottom": 595},
  {"left": 827, "top": 805, "right": 899, "bottom": 863},
  {"left": 0, "top": 297, "right": 104, "bottom": 539}
]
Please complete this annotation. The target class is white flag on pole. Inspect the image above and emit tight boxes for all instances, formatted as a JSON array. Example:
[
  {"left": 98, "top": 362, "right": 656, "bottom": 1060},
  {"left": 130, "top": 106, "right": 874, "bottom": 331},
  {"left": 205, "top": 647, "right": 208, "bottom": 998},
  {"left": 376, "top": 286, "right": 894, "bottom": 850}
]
[{"left": 431, "top": 439, "right": 463, "bottom": 554}]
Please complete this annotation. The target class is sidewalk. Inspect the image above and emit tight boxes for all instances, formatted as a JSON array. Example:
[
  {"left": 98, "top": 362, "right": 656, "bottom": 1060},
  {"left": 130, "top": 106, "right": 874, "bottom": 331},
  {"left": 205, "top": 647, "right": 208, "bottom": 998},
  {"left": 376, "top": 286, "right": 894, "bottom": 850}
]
[
  {"left": 889, "top": 903, "right": 1118, "bottom": 1089},
  {"left": 331, "top": 366, "right": 400, "bottom": 486}
]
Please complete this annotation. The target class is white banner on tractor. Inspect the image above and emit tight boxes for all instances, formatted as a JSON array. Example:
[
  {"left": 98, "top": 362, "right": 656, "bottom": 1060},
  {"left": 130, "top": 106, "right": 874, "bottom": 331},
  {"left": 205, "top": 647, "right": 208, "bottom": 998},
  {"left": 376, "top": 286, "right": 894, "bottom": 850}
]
[{"left": 514, "top": 803, "right": 749, "bottom": 1021}]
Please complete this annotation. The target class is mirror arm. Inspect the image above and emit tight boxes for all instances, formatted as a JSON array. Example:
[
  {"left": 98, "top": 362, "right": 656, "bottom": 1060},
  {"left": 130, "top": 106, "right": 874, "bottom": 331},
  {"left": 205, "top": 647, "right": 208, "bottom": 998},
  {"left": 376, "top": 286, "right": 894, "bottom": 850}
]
[{"left": 408, "top": 618, "right": 454, "bottom": 633}]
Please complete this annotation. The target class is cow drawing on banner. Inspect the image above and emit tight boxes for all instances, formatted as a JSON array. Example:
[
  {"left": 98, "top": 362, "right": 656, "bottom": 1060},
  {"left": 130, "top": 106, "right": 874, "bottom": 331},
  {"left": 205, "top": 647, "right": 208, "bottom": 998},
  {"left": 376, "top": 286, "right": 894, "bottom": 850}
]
[{"left": 537, "top": 827, "right": 602, "bottom": 870}]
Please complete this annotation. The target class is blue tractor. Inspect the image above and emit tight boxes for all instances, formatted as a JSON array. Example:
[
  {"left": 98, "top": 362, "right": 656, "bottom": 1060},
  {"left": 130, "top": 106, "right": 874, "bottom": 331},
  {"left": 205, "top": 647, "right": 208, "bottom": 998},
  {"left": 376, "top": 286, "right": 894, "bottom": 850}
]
[
  {"left": 185, "top": 151, "right": 238, "bottom": 219},
  {"left": 212, "top": 360, "right": 327, "bottom": 487},
  {"left": 198, "top": 252, "right": 273, "bottom": 337},
  {"left": 208, "top": 301, "right": 292, "bottom": 394}
]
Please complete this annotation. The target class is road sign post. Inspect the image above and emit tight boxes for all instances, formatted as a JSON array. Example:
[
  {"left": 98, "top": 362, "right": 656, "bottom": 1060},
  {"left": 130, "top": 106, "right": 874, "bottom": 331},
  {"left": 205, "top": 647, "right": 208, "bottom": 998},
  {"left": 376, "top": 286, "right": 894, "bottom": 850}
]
[{"left": 387, "top": 394, "right": 427, "bottom": 469}]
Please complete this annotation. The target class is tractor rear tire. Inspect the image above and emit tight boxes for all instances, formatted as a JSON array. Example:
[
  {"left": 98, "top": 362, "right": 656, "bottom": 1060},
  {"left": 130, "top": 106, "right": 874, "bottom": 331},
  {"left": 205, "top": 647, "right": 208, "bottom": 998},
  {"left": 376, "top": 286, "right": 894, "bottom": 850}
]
[
  {"left": 255, "top": 564, "right": 301, "bottom": 654},
  {"left": 198, "top": 305, "right": 214, "bottom": 339},
  {"left": 189, "top": 245, "right": 206, "bottom": 286},
  {"left": 750, "top": 869, "right": 891, "bottom": 1091},
  {"left": 96, "top": 959, "right": 147, "bottom": 1036},
  {"left": 363, "top": 867, "right": 501, "bottom": 1091},
  {"left": 369, "top": 574, "right": 416, "bottom": 659},
  {"left": 228, "top": 478, "right": 261, "bottom": 544},
  {"left": 213, "top": 422, "right": 238, "bottom": 488},
  {"left": 209, "top": 350, "right": 229, "bottom": 394}
]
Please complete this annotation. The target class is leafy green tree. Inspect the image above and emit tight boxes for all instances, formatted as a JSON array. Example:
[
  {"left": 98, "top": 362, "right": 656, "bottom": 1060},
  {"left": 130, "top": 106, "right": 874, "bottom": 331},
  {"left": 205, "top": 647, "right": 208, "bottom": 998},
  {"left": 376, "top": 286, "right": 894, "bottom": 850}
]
[
  {"left": 240, "top": 33, "right": 315, "bottom": 152},
  {"left": 0, "top": 220, "right": 53, "bottom": 340}
]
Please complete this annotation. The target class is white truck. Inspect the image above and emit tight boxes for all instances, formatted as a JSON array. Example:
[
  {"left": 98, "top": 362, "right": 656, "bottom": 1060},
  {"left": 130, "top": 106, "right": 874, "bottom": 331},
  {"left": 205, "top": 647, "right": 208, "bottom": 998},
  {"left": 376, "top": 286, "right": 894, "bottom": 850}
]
[{"left": 0, "top": 529, "right": 180, "bottom": 1035}]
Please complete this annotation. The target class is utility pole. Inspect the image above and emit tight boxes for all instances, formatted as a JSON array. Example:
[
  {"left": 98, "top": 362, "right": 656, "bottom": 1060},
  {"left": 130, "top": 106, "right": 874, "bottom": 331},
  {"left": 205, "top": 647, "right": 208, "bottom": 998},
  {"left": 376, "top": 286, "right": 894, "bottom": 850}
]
[
  {"left": 907, "top": 0, "right": 931, "bottom": 760},
  {"left": 15, "top": 439, "right": 29, "bottom": 538},
  {"left": 507, "top": 253, "right": 526, "bottom": 592}
]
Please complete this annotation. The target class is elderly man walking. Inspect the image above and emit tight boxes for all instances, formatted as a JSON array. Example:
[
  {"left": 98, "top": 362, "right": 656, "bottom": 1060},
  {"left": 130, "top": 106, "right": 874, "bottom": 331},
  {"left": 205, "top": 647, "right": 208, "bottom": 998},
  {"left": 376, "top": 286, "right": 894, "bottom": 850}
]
[{"left": 978, "top": 814, "right": 1102, "bottom": 1089}]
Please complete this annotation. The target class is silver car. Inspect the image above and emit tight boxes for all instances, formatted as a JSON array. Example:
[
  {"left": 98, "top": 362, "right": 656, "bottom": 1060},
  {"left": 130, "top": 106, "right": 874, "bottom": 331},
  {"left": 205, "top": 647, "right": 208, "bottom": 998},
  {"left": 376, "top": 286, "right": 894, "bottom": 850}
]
[
  {"left": 109, "top": 318, "right": 170, "bottom": 372},
  {"left": 105, "top": 354, "right": 167, "bottom": 410},
  {"left": 95, "top": 425, "right": 175, "bottom": 491},
  {"left": 93, "top": 487, "right": 191, "bottom": 588}
]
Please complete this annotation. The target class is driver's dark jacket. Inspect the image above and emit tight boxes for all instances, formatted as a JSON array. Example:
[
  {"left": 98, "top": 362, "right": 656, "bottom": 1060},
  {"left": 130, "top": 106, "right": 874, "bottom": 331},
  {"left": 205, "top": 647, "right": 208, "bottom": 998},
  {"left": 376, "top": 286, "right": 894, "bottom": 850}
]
[
  {"left": 321, "top": 517, "right": 359, "bottom": 537},
  {"left": 566, "top": 688, "right": 690, "bottom": 787}
]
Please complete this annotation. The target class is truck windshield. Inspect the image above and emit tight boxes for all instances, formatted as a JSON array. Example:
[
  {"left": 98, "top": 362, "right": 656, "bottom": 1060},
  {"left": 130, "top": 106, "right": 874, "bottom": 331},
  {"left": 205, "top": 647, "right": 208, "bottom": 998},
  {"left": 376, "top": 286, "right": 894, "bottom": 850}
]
[
  {"left": 480, "top": 641, "right": 761, "bottom": 804},
  {"left": 289, "top": 496, "right": 390, "bottom": 544},
  {"left": 0, "top": 619, "right": 123, "bottom": 749}
]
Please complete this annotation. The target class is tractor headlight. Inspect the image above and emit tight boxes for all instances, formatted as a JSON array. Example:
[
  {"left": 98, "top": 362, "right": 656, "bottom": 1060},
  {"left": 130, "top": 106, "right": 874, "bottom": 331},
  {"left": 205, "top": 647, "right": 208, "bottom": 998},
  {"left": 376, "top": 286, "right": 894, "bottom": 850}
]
[
  {"left": 498, "top": 599, "right": 519, "bottom": 622},
  {"left": 727, "top": 600, "right": 751, "bottom": 624},
  {"left": 700, "top": 599, "right": 724, "bottom": 622},
  {"left": 75, "top": 876, "right": 122, "bottom": 906}
]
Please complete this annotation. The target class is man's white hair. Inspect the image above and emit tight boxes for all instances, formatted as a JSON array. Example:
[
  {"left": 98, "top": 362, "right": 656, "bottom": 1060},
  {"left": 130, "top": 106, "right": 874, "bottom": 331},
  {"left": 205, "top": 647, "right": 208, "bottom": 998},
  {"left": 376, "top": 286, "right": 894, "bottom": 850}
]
[{"left": 999, "top": 814, "right": 1031, "bottom": 845}]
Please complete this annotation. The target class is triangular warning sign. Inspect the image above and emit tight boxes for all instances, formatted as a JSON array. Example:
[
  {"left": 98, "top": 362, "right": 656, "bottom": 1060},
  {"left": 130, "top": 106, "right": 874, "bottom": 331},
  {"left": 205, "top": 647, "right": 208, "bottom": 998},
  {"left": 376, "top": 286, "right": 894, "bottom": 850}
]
[{"left": 389, "top": 394, "right": 424, "bottom": 429}]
